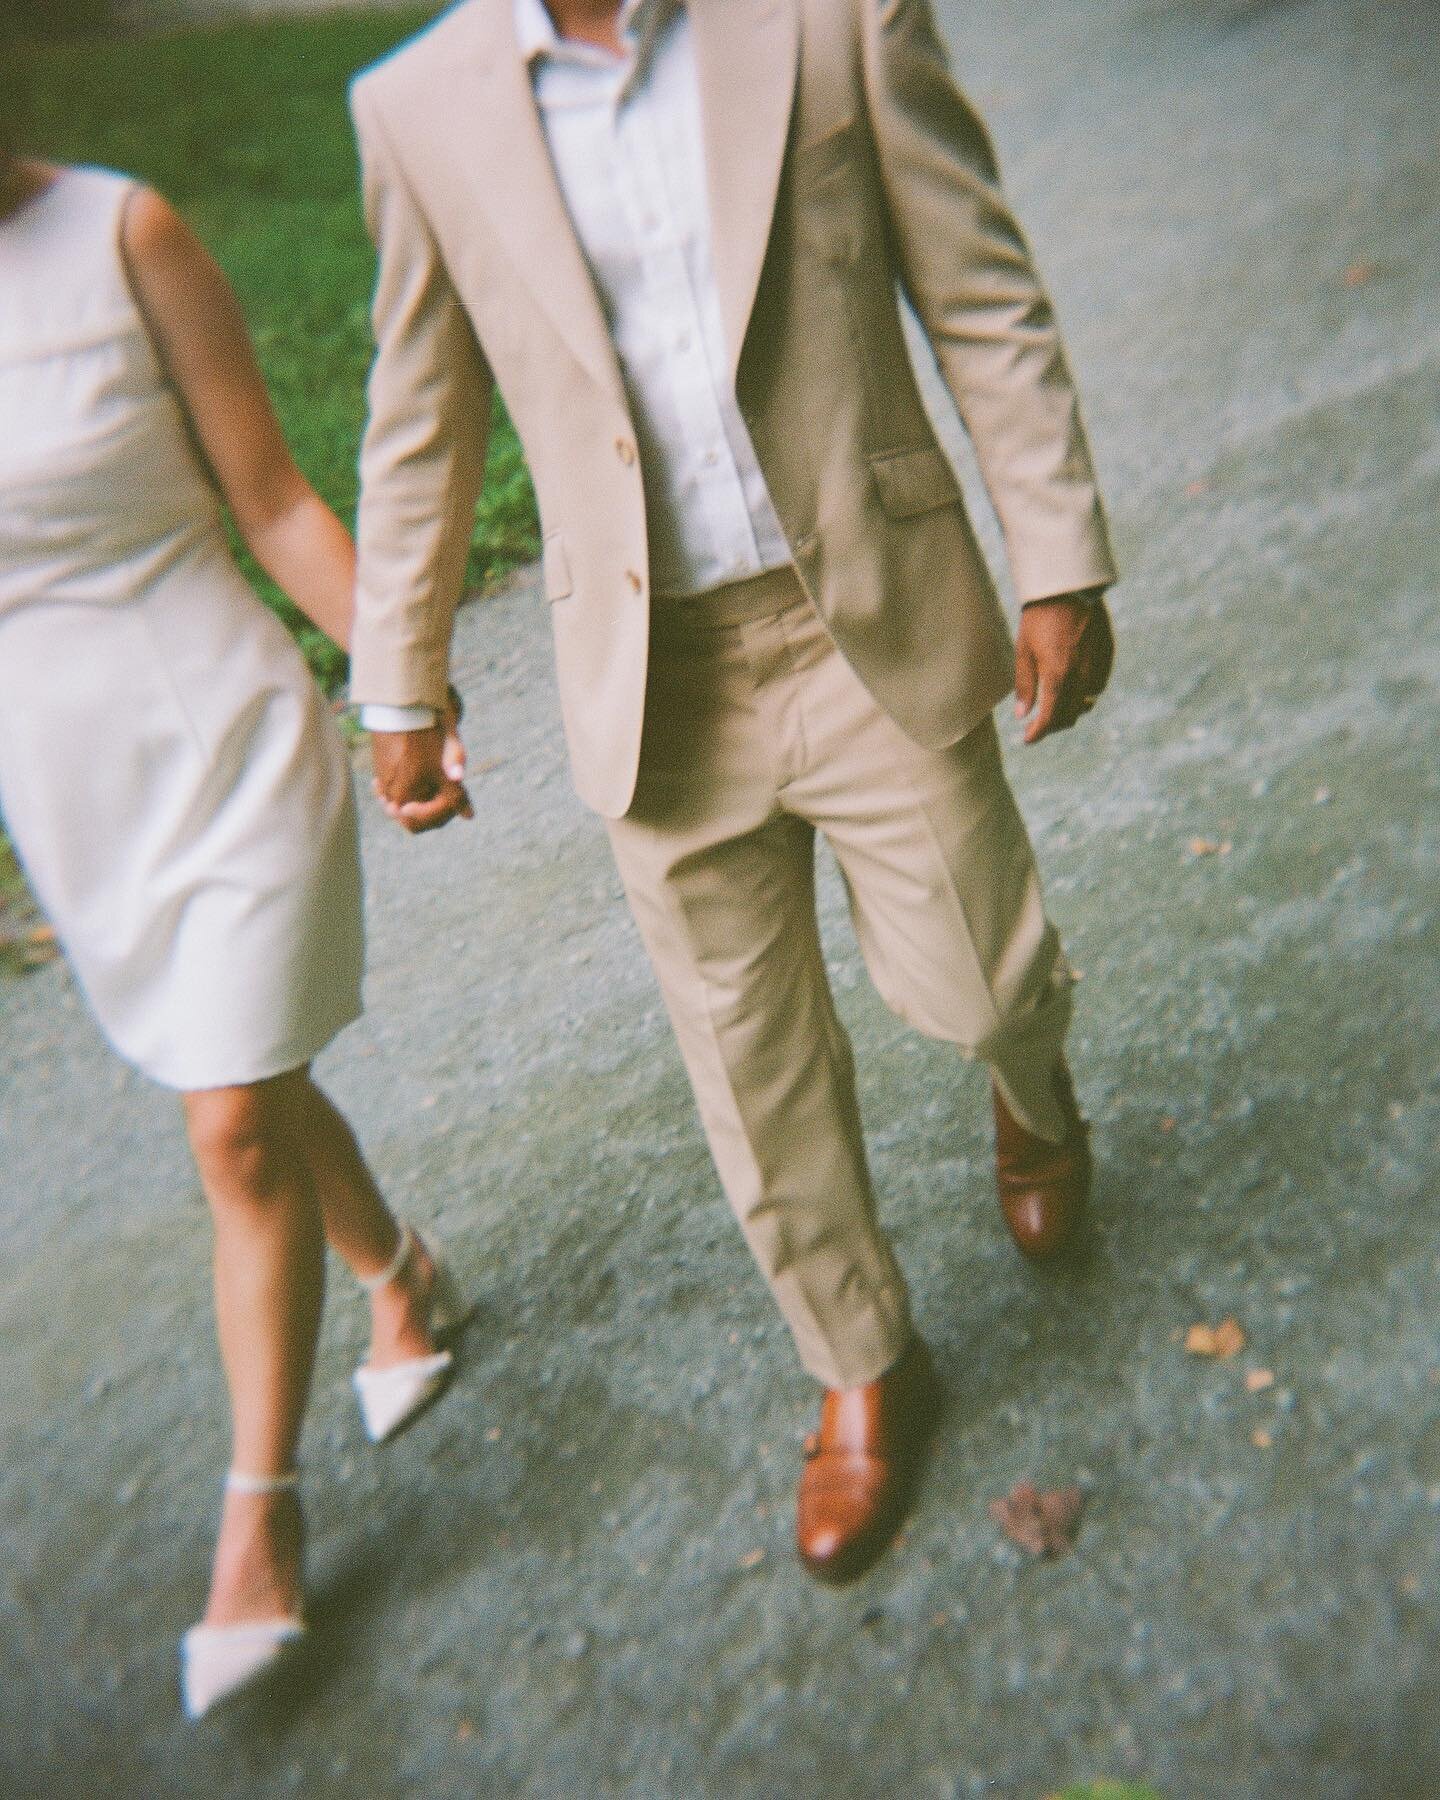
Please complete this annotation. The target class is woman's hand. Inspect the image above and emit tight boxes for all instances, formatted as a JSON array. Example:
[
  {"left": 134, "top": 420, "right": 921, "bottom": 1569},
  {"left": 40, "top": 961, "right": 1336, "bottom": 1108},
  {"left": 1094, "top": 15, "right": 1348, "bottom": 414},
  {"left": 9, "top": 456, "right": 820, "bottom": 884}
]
[{"left": 441, "top": 685, "right": 467, "bottom": 786}]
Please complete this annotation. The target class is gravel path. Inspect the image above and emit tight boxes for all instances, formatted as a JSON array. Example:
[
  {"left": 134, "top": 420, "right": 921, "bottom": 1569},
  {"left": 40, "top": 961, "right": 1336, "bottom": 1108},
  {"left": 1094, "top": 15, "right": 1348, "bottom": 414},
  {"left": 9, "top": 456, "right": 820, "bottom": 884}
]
[{"left": 1, "top": 0, "right": 1438, "bottom": 1793}]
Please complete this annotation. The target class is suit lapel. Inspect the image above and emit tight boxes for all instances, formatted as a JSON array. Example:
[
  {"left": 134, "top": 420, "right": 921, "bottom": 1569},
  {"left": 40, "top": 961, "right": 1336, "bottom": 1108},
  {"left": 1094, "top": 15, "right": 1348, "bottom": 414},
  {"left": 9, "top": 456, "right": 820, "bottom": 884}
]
[
  {"left": 690, "top": 0, "right": 801, "bottom": 381},
  {"left": 453, "top": 0, "right": 626, "bottom": 405}
]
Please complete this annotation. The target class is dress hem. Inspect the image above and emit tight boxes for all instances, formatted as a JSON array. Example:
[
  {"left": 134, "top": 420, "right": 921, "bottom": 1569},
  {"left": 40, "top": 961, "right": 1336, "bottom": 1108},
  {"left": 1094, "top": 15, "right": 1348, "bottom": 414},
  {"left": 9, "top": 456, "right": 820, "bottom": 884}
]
[{"left": 119, "top": 997, "right": 365, "bottom": 1094}]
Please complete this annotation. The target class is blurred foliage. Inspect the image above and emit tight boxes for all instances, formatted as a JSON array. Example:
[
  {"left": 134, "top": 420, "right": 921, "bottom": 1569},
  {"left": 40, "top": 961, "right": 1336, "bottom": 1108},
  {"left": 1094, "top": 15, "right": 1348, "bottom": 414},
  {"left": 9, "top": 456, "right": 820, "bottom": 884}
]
[
  {"left": 7, "top": 0, "right": 118, "bottom": 38},
  {"left": 1048, "top": 1784, "right": 1167, "bottom": 1800}
]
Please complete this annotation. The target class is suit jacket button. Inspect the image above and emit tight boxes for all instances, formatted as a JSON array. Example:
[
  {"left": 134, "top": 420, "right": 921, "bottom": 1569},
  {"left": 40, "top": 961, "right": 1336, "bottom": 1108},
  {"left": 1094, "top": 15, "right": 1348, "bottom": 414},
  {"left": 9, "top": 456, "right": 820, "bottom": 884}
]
[
  {"left": 625, "top": 569, "right": 644, "bottom": 594},
  {"left": 615, "top": 437, "right": 637, "bottom": 465}
]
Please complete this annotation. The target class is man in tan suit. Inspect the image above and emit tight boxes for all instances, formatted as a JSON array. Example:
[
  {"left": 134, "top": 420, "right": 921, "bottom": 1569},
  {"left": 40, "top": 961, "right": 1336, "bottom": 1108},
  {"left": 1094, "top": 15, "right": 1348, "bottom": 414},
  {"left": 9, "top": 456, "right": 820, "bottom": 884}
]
[{"left": 350, "top": 0, "right": 1117, "bottom": 1581}]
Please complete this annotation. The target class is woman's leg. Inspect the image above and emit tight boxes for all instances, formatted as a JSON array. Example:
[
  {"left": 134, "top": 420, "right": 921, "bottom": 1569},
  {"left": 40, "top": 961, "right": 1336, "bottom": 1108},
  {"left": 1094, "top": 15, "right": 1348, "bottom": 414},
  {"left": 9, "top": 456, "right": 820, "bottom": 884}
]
[
  {"left": 183, "top": 1072, "right": 324, "bottom": 1627},
  {"left": 273, "top": 1069, "right": 440, "bottom": 1368}
]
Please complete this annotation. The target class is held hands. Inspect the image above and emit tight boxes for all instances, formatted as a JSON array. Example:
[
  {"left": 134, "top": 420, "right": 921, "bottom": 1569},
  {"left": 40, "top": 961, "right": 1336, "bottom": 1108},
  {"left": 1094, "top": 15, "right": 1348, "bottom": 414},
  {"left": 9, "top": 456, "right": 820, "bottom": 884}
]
[
  {"left": 370, "top": 692, "right": 473, "bottom": 833},
  {"left": 1014, "top": 592, "right": 1116, "bottom": 745}
]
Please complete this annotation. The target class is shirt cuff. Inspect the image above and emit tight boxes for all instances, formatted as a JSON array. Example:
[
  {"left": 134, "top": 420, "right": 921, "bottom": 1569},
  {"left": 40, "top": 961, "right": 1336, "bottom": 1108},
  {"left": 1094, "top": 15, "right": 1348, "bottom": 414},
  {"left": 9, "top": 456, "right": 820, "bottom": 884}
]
[
  {"left": 359, "top": 702, "right": 440, "bottom": 732},
  {"left": 1021, "top": 584, "right": 1109, "bottom": 608}
]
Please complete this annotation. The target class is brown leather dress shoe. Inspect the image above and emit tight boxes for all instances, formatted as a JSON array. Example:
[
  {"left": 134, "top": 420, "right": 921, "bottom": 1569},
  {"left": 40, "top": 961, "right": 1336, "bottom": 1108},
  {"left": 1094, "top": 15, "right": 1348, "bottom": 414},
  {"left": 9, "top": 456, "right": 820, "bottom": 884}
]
[
  {"left": 993, "top": 1059, "right": 1092, "bottom": 1259},
  {"left": 796, "top": 1337, "right": 940, "bottom": 1584}
]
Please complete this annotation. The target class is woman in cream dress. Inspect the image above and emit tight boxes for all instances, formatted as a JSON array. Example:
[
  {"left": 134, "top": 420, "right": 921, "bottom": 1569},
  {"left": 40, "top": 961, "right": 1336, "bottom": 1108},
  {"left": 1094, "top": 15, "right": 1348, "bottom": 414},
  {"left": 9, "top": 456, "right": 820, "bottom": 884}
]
[{"left": 0, "top": 143, "right": 474, "bottom": 1718}]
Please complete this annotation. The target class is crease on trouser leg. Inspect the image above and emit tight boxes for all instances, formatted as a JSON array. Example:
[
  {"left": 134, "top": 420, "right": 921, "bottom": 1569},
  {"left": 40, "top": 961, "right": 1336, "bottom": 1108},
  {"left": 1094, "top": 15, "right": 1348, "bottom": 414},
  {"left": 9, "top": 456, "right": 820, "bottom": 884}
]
[
  {"left": 825, "top": 717, "right": 1076, "bottom": 1147},
  {"left": 607, "top": 815, "right": 913, "bottom": 1392},
  {"left": 985, "top": 963, "right": 1075, "bottom": 1145}
]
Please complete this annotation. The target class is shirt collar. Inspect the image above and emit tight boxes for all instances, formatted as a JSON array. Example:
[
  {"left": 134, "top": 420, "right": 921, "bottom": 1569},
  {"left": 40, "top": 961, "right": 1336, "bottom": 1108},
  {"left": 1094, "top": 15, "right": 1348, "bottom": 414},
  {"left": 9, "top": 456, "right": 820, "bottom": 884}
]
[{"left": 513, "top": 0, "right": 677, "bottom": 68}]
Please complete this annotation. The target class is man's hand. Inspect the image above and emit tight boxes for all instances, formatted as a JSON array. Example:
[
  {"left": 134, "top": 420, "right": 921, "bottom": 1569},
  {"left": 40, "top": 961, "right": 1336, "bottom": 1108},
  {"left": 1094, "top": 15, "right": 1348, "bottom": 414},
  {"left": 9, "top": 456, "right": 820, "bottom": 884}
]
[
  {"left": 1014, "top": 592, "right": 1116, "bottom": 745},
  {"left": 370, "top": 724, "right": 474, "bottom": 833}
]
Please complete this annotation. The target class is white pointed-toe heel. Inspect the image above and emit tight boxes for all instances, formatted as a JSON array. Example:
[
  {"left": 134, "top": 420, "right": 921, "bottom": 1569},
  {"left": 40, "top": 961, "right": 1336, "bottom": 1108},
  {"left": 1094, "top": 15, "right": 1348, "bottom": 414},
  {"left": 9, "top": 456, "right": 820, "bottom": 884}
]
[
  {"left": 181, "top": 1470, "right": 306, "bottom": 1722},
  {"left": 352, "top": 1223, "right": 470, "bottom": 1444}
]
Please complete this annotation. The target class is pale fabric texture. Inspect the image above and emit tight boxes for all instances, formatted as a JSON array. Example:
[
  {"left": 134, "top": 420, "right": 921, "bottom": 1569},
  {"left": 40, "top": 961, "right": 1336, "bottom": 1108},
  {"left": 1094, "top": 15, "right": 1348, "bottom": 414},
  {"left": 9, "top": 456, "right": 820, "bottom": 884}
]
[
  {"left": 349, "top": 0, "right": 1117, "bottom": 817},
  {"left": 608, "top": 573, "right": 1073, "bottom": 1388},
  {"left": 0, "top": 167, "right": 363, "bottom": 1089}
]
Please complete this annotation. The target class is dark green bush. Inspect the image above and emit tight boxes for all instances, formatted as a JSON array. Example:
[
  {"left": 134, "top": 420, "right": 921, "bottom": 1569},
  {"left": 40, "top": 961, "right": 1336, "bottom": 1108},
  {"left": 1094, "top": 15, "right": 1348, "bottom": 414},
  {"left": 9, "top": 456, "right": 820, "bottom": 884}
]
[{"left": 6, "top": 0, "right": 119, "bottom": 39}]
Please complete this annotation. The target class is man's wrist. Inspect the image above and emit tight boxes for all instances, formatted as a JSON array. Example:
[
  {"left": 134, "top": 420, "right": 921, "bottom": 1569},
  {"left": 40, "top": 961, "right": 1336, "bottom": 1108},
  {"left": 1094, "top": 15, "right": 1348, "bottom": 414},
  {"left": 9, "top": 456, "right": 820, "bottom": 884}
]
[{"left": 358, "top": 701, "right": 441, "bottom": 732}]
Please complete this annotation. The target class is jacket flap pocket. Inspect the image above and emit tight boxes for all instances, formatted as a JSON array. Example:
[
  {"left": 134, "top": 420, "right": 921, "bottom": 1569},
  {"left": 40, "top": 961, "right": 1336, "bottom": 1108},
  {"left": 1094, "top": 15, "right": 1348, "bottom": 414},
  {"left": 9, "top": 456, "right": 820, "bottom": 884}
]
[
  {"left": 869, "top": 446, "right": 962, "bottom": 519},
  {"left": 542, "top": 531, "right": 573, "bottom": 601}
]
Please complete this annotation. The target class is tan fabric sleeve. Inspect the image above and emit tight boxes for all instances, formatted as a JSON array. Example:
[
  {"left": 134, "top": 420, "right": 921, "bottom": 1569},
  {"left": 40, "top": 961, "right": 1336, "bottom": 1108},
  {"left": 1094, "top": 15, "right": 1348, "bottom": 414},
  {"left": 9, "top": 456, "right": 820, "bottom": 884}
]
[
  {"left": 349, "top": 76, "right": 494, "bottom": 709},
  {"left": 861, "top": 0, "right": 1118, "bottom": 603}
]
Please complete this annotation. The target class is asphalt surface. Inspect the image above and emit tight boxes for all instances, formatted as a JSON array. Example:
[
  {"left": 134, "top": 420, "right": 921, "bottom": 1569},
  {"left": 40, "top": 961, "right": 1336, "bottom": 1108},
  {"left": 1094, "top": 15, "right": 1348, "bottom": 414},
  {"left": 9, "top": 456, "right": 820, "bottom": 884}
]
[{"left": 2, "top": 0, "right": 1438, "bottom": 1794}]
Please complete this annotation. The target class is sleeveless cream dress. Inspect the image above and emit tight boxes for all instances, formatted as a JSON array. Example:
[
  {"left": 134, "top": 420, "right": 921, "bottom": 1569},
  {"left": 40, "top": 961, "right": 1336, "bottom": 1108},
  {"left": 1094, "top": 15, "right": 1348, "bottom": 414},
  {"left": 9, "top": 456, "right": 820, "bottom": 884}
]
[{"left": 0, "top": 167, "right": 363, "bottom": 1089}]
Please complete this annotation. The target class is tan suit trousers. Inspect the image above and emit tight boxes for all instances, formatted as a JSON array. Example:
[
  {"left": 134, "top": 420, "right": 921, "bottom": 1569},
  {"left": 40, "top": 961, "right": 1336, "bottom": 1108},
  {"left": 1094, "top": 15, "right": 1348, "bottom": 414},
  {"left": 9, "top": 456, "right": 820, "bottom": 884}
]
[{"left": 606, "top": 568, "right": 1074, "bottom": 1390}]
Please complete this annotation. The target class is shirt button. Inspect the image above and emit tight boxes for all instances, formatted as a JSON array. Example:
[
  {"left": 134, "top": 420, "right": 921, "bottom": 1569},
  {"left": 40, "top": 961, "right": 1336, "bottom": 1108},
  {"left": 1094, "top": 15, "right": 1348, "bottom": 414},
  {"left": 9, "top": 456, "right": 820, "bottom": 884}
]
[
  {"left": 625, "top": 569, "right": 644, "bottom": 595},
  {"left": 702, "top": 449, "right": 720, "bottom": 468},
  {"left": 615, "top": 437, "right": 636, "bottom": 465}
]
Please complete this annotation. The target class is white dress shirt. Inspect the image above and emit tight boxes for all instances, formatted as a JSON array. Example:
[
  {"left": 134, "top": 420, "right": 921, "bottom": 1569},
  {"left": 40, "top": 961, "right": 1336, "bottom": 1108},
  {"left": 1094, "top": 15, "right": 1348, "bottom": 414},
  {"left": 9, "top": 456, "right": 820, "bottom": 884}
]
[{"left": 362, "top": 0, "right": 792, "bottom": 732}]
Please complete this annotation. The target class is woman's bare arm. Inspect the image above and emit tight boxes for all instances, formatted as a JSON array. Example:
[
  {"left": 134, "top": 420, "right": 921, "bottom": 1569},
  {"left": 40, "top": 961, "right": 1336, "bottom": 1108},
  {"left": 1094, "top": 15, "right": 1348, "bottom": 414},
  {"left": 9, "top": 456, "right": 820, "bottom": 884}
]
[{"left": 120, "top": 185, "right": 357, "bottom": 649}]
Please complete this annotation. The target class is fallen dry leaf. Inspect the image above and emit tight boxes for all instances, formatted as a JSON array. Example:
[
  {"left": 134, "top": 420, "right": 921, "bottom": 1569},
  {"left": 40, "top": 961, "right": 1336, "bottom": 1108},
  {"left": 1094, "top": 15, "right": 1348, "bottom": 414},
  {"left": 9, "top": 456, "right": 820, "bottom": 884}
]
[
  {"left": 1183, "top": 477, "right": 1213, "bottom": 499},
  {"left": 1245, "top": 1368, "right": 1276, "bottom": 1393},
  {"left": 988, "top": 1481, "right": 1084, "bottom": 1557},
  {"left": 1251, "top": 1428, "right": 1273, "bottom": 1449},
  {"left": 1186, "top": 1318, "right": 1246, "bottom": 1359},
  {"left": 739, "top": 1548, "right": 765, "bottom": 1570},
  {"left": 1342, "top": 258, "right": 1376, "bottom": 287},
  {"left": 1188, "top": 837, "right": 1233, "bottom": 858}
]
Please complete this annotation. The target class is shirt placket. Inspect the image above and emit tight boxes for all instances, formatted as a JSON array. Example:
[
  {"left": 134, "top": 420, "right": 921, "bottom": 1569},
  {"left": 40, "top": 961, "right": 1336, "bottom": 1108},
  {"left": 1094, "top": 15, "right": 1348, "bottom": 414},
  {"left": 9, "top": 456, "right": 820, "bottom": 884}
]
[{"left": 613, "top": 77, "right": 764, "bottom": 588}]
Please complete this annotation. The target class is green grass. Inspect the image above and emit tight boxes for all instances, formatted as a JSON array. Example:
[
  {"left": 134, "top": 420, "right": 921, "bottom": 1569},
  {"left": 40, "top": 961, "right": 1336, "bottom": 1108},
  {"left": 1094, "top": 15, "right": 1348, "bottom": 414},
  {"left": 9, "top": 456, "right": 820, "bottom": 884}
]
[
  {"left": 0, "top": 832, "right": 29, "bottom": 909},
  {"left": 14, "top": 7, "right": 540, "bottom": 691},
  {"left": 1048, "top": 1784, "right": 1166, "bottom": 1800},
  {"left": 0, "top": 827, "right": 42, "bottom": 962}
]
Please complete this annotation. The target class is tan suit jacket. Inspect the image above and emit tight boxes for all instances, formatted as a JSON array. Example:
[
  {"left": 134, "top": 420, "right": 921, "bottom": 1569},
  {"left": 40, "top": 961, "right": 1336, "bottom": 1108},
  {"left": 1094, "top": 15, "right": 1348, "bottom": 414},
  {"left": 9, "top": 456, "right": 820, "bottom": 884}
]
[{"left": 350, "top": 0, "right": 1118, "bottom": 818}]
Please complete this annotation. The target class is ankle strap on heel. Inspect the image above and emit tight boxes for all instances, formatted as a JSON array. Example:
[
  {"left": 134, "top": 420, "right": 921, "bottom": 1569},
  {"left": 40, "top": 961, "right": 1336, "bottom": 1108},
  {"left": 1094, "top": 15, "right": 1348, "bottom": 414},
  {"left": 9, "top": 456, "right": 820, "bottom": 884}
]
[
  {"left": 225, "top": 1468, "right": 300, "bottom": 1496},
  {"left": 357, "top": 1222, "right": 414, "bottom": 1295}
]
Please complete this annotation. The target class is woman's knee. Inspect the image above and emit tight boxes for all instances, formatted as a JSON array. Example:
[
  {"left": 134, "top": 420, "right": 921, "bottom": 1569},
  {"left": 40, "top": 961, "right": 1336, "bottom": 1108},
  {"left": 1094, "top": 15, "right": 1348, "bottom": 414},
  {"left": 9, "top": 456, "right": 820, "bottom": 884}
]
[{"left": 184, "top": 1079, "right": 299, "bottom": 1201}]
